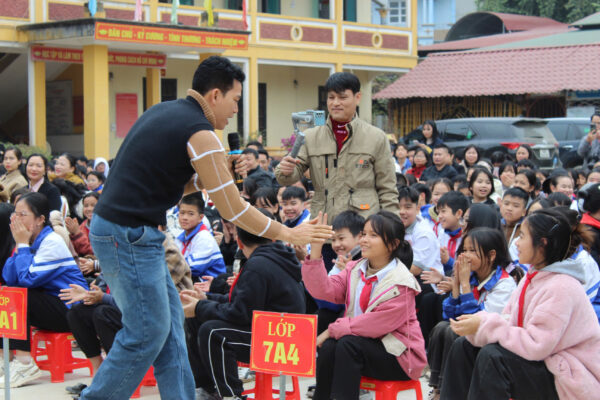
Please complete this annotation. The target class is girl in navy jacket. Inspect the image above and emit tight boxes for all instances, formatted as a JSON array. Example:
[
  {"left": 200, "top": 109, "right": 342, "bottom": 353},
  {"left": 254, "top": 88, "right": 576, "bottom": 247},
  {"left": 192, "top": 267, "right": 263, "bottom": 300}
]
[{"left": 0, "top": 192, "right": 87, "bottom": 388}]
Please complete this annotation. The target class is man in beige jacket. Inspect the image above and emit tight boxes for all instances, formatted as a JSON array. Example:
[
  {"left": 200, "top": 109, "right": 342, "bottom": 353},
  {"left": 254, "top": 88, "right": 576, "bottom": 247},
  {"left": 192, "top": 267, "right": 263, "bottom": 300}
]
[{"left": 275, "top": 72, "right": 399, "bottom": 225}]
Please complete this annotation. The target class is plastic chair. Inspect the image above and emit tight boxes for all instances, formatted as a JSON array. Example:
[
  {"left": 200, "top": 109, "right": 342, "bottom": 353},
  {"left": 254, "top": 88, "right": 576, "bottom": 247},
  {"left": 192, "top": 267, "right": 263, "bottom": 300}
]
[
  {"left": 131, "top": 366, "right": 157, "bottom": 399},
  {"left": 359, "top": 377, "right": 423, "bottom": 400},
  {"left": 30, "top": 330, "right": 93, "bottom": 383},
  {"left": 238, "top": 362, "right": 301, "bottom": 400}
]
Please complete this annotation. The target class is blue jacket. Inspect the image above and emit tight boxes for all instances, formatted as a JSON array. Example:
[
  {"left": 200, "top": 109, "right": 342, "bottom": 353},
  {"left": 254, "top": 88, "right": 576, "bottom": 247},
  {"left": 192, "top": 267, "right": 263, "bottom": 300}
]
[
  {"left": 3, "top": 226, "right": 88, "bottom": 308},
  {"left": 442, "top": 266, "right": 516, "bottom": 319}
]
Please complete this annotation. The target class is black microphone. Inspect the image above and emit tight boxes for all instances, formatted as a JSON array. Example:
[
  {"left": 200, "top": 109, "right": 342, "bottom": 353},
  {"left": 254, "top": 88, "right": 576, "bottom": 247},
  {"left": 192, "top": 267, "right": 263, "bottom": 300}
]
[{"left": 227, "top": 132, "right": 244, "bottom": 191}]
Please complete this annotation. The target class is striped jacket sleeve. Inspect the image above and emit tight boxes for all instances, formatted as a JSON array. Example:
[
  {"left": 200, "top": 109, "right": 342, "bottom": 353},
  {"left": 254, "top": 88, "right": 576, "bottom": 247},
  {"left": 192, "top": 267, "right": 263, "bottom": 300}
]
[
  {"left": 186, "top": 130, "right": 283, "bottom": 240},
  {"left": 185, "top": 231, "right": 226, "bottom": 278},
  {"left": 2, "top": 234, "right": 77, "bottom": 288}
]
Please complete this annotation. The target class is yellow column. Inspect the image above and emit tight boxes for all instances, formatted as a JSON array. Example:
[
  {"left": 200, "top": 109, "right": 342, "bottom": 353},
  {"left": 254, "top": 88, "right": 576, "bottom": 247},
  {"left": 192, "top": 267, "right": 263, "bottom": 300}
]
[
  {"left": 83, "top": 45, "right": 109, "bottom": 159},
  {"left": 335, "top": 0, "right": 343, "bottom": 51},
  {"left": 248, "top": 55, "right": 259, "bottom": 138},
  {"left": 249, "top": 0, "right": 258, "bottom": 44},
  {"left": 145, "top": 68, "right": 160, "bottom": 109},
  {"left": 199, "top": 52, "right": 219, "bottom": 64},
  {"left": 149, "top": 0, "right": 158, "bottom": 22},
  {"left": 32, "top": 61, "right": 46, "bottom": 149},
  {"left": 335, "top": 62, "right": 343, "bottom": 72},
  {"left": 34, "top": 0, "right": 44, "bottom": 22}
]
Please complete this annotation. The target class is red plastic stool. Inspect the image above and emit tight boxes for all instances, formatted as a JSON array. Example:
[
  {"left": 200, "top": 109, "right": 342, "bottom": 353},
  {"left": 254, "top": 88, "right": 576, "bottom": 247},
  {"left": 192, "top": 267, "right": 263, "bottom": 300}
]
[
  {"left": 131, "top": 366, "right": 157, "bottom": 399},
  {"left": 238, "top": 362, "right": 301, "bottom": 400},
  {"left": 360, "top": 377, "right": 423, "bottom": 400},
  {"left": 30, "top": 330, "right": 93, "bottom": 383}
]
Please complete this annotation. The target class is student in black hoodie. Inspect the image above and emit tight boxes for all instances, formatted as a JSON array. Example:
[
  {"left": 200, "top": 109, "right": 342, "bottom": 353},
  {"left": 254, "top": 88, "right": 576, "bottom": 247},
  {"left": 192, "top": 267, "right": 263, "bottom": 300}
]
[{"left": 181, "top": 209, "right": 305, "bottom": 400}]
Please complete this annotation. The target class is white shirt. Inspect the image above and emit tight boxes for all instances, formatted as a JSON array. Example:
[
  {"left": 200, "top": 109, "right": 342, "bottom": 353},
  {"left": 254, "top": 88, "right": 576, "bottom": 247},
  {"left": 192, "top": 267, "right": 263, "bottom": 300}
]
[{"left": 353, "top": 259, "right": 397, "bottom": 317}]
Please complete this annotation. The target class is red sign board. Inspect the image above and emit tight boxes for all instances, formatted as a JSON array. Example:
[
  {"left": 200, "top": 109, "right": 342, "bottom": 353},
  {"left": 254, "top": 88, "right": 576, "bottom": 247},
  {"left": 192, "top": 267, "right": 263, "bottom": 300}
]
[
  {"left": 116, "top": 93, "right": 138, "bottom": 139},
  {"left": 0, "top": 287, "right": 27, "bottom": 340},
  {"left": 31, "top": 46, "right": 166, "bottom": 68},
  {"left": 95, "top": 21, "right": 248, "bottom": 50},
  {"left": 250, "top": 311, "right": 317, "bottom": 377}
]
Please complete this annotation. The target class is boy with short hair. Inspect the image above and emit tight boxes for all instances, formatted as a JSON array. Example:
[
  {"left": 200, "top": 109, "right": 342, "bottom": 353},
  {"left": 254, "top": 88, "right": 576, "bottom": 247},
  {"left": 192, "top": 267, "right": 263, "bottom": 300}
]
[
  {"left": 181, "top": 210, "right": 305, "bottom": 400},
  {"left": 500, "top": 187, "right": 529, "bottom": 260},
  {"left": 175, "top": 192, "right": 226, "bottom": 280},
  {"left": 281, "top": 186, "right": 311, "bottom": 227},
  {"left": 398, "top": 186, "right": 443, "bottom": 279},
  {"left": 436, "top": 191, "right": 470, "bottom": 274}
]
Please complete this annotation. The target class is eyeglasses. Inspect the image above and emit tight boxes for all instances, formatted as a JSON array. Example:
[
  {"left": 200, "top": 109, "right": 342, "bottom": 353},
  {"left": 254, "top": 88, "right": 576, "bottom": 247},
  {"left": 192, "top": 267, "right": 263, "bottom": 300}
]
[{"left": 11, "top": 212, "right": 31, "bottom": 218}]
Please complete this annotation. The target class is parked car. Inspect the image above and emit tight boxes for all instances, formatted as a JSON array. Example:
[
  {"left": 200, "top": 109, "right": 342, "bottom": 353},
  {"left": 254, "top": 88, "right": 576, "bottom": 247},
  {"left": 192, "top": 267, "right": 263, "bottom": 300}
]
[
  {"left": 403, "top": 117, "right": 561, "bottom": 170},
  {"left": 545, "top": 118, "right": 592, "bottom": 168}
]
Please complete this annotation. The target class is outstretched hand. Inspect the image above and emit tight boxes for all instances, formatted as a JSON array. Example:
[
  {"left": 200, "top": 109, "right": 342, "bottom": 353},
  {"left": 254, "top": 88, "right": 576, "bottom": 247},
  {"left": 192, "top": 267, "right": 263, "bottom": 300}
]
[{"left": 286, "top": 212, "right": 332, "bottom": 248}]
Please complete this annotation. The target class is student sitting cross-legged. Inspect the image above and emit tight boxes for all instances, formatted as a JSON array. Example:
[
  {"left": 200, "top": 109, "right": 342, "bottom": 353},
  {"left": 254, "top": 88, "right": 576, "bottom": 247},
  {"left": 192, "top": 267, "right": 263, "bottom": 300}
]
[
  {"left": 303, "top": 211, "right": 426, "bottom": 400},
  {"left": 0, "top": 192, "right": 88, "bottom": 388},
  {"left": 180, "top": 209, "right": 306, "bottom": 400}
]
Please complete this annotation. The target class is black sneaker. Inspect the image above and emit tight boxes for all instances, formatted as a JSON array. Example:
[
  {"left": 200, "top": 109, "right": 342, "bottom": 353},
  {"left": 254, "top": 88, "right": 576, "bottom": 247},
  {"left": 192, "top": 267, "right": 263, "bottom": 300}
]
[{"left": 66, "top": 383, "right": 87, "bottom": 395}]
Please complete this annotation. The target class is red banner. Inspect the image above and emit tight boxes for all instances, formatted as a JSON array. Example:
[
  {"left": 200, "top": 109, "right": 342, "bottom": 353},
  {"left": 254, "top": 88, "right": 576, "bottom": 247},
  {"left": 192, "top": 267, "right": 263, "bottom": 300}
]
[
  {"left": 0, "top": 287, "right": 28, "bottom": 340},
  {"left": 31, "top": 46, "right": 166, "bottom": 68},
  {"left": 116, "top": 93, "right": 138, "bottom": 139},
  {"left": 250, "top": 311, "right": 317, "bottom": 377},
  {"left": 95, "top": 21, "right": 248, "bottom": 49}
]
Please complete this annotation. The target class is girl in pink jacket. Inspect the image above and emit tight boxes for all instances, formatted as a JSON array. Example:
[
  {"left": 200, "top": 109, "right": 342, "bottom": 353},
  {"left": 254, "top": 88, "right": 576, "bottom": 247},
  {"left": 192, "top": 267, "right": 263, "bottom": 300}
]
[
  {"left": 303, "top": 210, "right": 426, "bottom": 400},
  {"left": 442, "top": 207, "right": 600, "bottom": 400}
]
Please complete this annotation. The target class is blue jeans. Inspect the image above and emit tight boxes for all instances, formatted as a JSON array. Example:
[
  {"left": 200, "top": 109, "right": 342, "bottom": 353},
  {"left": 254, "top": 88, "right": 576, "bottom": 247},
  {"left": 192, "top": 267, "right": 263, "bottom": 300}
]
[{"left": 80, "top": 215, "right": 195, "bottom": 400}]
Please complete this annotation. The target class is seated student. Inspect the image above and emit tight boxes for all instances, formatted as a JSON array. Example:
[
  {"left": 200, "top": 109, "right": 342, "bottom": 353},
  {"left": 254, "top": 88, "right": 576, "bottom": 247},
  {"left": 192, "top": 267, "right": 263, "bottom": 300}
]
[
  {"left": 241, "top": 147, "right": 278, "bottom": 189},
  {"left": 513, "top": 169, "right": 537, "bottom": 204},
  {"left": 0, "top": 192, "right": 88, "bottom": 388},
  {"left": 398, "top": 186, "right": 444, "bottom": 346},
  {"left": 441, "top": 208, "right": 600, "bottom": 400},
  {"left": 86, "top": 171, "right": 105, "bottom": 193},
  {"left": 65, "top": 192, "right": 99, "bottom": 258},
  {"left": 175, "top": 192, "right": 225, "bottom": 281},
  {"left": 422, "top": 178, "right": 453, "bottom": 228},
  {"left": 314, "top": 210, "right": 365, "bottom": 334},
  {"left": 428, "top": 228, "right": 520, "bottom": 400},
  {"left": 180, "top": 209, "right": 305, "bottom": 400},
  {"left": 500, "top": 187, "right": 528, "bottom": 260},
  {"left": 411, "top": 182, "right": 433, "bottom": 225},
  {"left": 251, "top": 186, "right": 280, "bottom": 222},
  {"left": 281, "top": 186, "right": 310, "bottom": 228},
  {"left": 436, "top": 191, "right": 469, "bottom": 275},
  {"left": 420, "top": 144, "right": 458, "bottom": 182},
  {"left": 469, "top": 167, "right": 496, "bottom": 206},
  {"left": 303, "top": 211, "right": 426, "bottom": 400}
]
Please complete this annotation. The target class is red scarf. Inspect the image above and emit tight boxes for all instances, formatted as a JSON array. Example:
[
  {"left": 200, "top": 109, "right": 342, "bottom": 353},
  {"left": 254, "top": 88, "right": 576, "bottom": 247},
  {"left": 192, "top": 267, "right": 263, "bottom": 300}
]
[
  {"left": 447, "top": 229, "right": 462, "bottom": 259},
  {"left": 408, "top": 164, "right": 426, "bottom": 179},
  {"left": 359, "top": 270, "right": 378, "bottom": 312},
  {"left": 518, "top": 271, "right": 538, "bottom": 327},
  {"left": 331, "top": 118, "right": 349, "bottom": 154},
  {"left": 228, "top": 268, "right": 243, "bottom": 302},
  {"left": 181, "top": 224, "right": 209, "bottom": 256}
]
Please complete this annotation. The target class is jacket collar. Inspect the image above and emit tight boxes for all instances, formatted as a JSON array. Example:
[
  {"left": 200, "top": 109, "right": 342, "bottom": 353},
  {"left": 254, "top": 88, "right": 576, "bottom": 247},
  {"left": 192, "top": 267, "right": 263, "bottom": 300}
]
[
  {"left": 186, "top": 89, "right": 217, "bottom": 127},
  {"left": 31, "top": 226, "right": 53, "bottom": 253}
]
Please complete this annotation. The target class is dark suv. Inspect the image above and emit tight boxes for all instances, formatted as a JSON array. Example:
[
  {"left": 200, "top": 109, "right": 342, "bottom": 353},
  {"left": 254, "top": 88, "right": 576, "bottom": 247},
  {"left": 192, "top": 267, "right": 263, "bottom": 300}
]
[
  {"left": 545, "top": 118, "right": 592, "bottom": 167},
  {"left": 403, "top": 117, "right": 561, "bottom": 170}
]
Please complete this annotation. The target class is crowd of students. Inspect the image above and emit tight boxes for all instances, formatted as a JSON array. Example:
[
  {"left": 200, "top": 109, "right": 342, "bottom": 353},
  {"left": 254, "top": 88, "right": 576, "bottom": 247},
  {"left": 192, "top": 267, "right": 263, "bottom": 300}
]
[{"left": 1, "top": 122, "right": 600, "bottom": 400}]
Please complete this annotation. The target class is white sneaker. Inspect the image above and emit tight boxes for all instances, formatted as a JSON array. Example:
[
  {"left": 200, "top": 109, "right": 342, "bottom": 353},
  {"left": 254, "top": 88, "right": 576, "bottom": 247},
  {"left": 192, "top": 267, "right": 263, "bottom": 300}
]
[{"left": 0, "top": 359, "right": 42, "bottom": 388}]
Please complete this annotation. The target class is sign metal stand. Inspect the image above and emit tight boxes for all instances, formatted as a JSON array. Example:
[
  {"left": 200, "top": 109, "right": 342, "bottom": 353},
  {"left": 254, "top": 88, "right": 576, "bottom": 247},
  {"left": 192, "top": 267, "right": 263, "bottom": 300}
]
[{"left": 3, "top": 337, "right": 9, "bottom": 400}]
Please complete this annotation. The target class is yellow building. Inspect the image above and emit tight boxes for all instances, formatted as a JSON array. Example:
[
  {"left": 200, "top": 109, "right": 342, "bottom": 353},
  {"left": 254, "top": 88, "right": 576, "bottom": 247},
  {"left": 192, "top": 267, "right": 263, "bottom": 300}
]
[{"left": 0, "top": 0, "right": 418, "bottom": 158}]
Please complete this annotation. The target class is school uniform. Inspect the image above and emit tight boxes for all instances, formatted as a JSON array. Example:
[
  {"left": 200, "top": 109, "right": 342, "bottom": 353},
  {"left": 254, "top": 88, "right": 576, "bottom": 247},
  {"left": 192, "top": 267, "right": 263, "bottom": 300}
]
[
  {"left": 303, "top": 257, "right": 426, "bottom": 400},
  {"left": 502, "top": 218, "right": 522, "bottom": 261},
  {"left": 175, "top": 222, "right": 225, "bottom": 279},
  {"left": 1, "top": 226, "right": 88, "bottom": 351},
  {"left": 436, "top": 227, "right": 462, "bottom": 275},
  {"left": 429, "top": 266, "right": 517, "bottom": 390},
  {"left": 570, "top": 245, "right": 600, "bottom": 322},
  {"left": 283, "top": 208, "right": 311, "bottom": 228}
]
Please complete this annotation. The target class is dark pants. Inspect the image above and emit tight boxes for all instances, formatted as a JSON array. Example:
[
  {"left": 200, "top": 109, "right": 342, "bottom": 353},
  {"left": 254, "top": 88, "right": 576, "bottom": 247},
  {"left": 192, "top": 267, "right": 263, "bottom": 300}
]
[
  {"left": 66, "top": 303, "right": 123, "bottom": 358},
  {"left": 0, "top": 289, "right": 70, "bottom": 351},
  {"left": 186, "top": 319, "right": 251, "bottom": 397},
  {"left": 415, "top": 287, "right": 445, "bottom": 349},
  {"left": 314, "top": 336, "right": 409, "bottom": 400},
  {"left": 428, "top": 321, "right": 458, "bottom": 389},
  {"left": 440, "top": 337, "right": 559, "bottom": 400},
  {"left": 317, "top": 308, "right": 343, "bottom": 335}
]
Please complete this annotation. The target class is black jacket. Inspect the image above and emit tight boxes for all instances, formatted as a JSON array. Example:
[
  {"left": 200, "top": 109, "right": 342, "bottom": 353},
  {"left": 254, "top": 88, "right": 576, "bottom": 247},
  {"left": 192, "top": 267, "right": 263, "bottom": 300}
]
[
  {"left": 37, "top": 180, "right": 62, "bottom": 212},
  {"left": 195, "top": 242, "right": 305, "bottom": 327},
  {"left": 246, "top": 166, "right": 279, "bottom": 189},
  {"left": 420, "top": 164, "right": 458, "bottom": 182}
]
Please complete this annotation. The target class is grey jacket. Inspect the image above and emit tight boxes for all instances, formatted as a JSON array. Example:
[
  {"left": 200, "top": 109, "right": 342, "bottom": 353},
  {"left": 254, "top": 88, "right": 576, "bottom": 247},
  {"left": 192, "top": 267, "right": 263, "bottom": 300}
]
[{"left": 577, "top": 136, "right": 600, "bottom": 164}]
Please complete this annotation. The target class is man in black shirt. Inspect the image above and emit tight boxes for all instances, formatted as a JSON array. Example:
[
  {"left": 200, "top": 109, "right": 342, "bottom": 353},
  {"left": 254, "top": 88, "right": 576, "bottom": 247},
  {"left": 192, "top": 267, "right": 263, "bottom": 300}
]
[
  {"left": 420, "top": 144, "right": 458, "bottom": 182},
  {"left": 81, "top": 57, "right": 332, "bottom": 400}
]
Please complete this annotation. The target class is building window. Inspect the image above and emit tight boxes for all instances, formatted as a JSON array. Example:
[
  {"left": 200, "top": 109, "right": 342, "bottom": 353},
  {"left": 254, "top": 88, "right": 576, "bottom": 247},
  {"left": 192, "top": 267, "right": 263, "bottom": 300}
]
[
  {"left": 259, "top": 0, "right": 281, "bottom": 14},
  {"left": 318, "top": 86, "right": 327, "bottom": 112},
  {"left": 344, "top": 0, "right": 357, "bottom": 22},
  {"left": 142, "top": 78, "right": 177, "bottom": 111},
  {"left": 258, "top": 82, "right": 267, "bottom": 140},
  {"left": 388, "top": 0, "right": 407, "bottom": 25}
]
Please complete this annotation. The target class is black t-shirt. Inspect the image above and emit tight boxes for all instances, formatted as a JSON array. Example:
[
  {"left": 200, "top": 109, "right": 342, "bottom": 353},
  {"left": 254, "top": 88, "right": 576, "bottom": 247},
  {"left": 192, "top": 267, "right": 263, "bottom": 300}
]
[{"left": 94, "top": 96, "right": 213, "bottom": 227}]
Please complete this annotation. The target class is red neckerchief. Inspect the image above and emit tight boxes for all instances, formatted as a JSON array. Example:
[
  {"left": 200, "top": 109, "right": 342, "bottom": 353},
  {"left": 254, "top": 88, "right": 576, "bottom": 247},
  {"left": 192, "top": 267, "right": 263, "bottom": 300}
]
[
  {"left": 447, "top": 229, "right": 462, "bottom": 259},
  {"left": 181, "top": 224, "right": 209, "bottom": 256},
  {"left": 331, "top": 118, "right": 349, "bottom": 154},
  {"left": 228, "top": 268, "right": 243, "bottom": 302},
  {"left": 518, "top": 271, "right": 539, "bottom": 327},
  {"left": 359, "top": 270, "right": 378, "bottom": 312},
  {"left": 582, "top": 213, "right": 600, "bottom": 230}
]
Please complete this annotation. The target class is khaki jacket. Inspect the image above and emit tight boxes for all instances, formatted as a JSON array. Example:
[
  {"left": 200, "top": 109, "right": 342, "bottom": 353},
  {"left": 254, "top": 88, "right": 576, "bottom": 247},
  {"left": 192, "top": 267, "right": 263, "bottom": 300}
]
[
  {"left": 275, "top": 117, "right": 398, "bottom": 223},
  {"left": 0, "top": 170, "right": 28, "bottom": 202}
]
